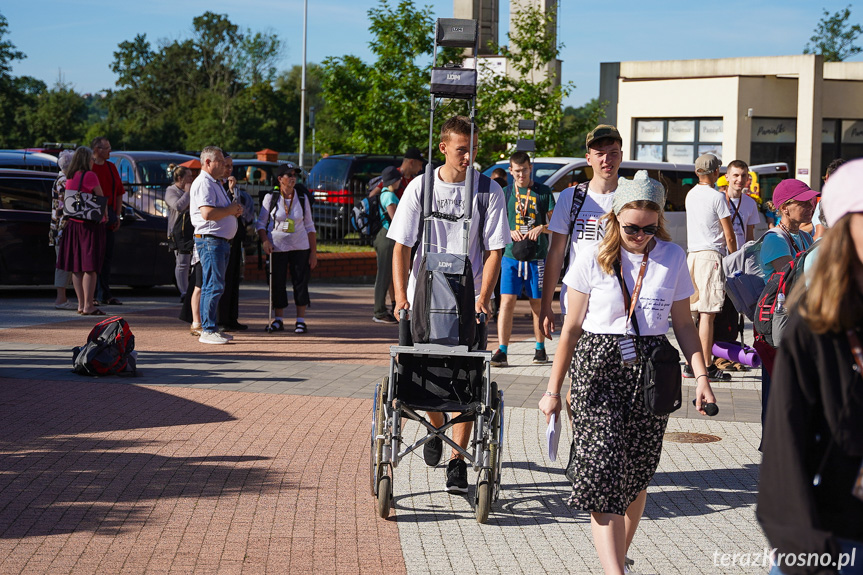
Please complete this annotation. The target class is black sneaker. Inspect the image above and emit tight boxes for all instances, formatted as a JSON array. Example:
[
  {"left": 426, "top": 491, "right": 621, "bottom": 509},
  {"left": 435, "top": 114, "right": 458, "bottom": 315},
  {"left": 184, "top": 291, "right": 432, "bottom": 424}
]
[
  {"left": 373, "top": 313, "right": 398, "bottom": 324},
  {"left": 533, "top": 349, "right": 548, "bottom": 364},
  {"left": 423, "top": 436, "right": 443, "bottom": 467},
  {"left": 707, "top": 365, "right": 732, "bottom": 382},
  {"left": 682, "top": 363, "right": 695, "bottom": 378},
  {"left": 490, "top": 349, "right": 508, "bottom": 367},
  {"left": 445, "top": 458, "right": 468, "bottom": 494}
]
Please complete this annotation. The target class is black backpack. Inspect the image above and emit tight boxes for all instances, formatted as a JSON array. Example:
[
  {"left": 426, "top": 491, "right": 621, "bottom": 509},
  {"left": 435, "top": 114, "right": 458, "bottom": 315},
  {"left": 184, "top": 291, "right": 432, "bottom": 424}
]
[
  {"left": 410, "top": 174, "right": 491, "bottom": 350},
  {"left": 72, "top": 316, "right": 136, "bottom": 376},
  {"left": 171, "top": 211, "right": 194, "bottom": 254}
]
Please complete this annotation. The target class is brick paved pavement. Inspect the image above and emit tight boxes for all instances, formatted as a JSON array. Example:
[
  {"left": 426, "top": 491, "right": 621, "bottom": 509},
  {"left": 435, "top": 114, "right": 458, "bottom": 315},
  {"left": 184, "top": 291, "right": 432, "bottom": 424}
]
[{"left": 0, "top": 284, "right": 769, "bottom": 574}]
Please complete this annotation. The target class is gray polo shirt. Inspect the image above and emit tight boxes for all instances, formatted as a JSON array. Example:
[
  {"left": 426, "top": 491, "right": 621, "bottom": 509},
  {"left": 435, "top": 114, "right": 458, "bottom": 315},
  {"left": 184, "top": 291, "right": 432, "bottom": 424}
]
[{"left": 190, "top": 171, "right": 238, "bottom": 240}]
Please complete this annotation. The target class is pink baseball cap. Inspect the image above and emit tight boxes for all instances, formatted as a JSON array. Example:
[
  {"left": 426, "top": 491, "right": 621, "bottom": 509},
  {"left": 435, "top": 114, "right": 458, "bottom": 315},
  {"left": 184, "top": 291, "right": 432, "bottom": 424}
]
[
  {"left": 821, "top": 158, "right": 863, "bottom": 227},
  {"left": 772, "top": 178, "right": 819, "bottom": 208}
]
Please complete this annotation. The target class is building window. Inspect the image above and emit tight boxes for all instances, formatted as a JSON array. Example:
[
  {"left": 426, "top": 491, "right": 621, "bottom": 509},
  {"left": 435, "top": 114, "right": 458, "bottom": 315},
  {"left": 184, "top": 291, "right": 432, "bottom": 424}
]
[
  {"left": 750, "top": 118, "right": 797, "bottom": 175},
  {"left": 633, "top": 118, "right": 723, "bottom": 163}
]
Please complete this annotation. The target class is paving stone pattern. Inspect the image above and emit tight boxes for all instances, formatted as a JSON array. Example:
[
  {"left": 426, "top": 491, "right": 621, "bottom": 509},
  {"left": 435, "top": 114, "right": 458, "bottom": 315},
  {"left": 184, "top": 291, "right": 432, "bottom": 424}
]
[{"left": 0, "top": 285, "right": 771, "bottom": 574}]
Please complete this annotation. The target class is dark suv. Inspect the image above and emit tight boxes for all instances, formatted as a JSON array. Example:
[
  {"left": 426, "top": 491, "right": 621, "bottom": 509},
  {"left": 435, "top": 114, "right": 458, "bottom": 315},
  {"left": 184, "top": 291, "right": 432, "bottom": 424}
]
[
  {"left": 306, "top": 155, "right": 403, "bottom": 240},
  {"left": 0, "top": 168, "right": 175, "bottom": 287}
]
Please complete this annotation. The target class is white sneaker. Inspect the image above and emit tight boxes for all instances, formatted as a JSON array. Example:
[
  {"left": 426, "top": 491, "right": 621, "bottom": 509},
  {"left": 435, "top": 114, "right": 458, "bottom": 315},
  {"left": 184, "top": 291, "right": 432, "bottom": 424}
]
[
  {"left": 199, "top": 331, "right": 230, "bottom": 344},
  {"left": 217, "top": 329, "right": 234, "bottom": 341}
]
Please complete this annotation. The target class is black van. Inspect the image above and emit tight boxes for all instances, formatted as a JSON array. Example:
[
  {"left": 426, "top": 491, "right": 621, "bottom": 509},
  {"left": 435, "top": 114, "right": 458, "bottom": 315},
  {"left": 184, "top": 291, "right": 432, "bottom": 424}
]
[
  {"left": 307, "top": 155, "right": 403, "bottom": 240},
  {"left": 0, "top": 169, "right": 175, "bottom": 287}
]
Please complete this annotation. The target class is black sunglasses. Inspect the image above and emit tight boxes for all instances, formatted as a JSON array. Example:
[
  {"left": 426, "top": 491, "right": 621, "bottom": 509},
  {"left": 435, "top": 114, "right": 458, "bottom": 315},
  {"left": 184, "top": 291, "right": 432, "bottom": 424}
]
[{"left": 621, "top": 223, "right": 658, "bottom": 236}]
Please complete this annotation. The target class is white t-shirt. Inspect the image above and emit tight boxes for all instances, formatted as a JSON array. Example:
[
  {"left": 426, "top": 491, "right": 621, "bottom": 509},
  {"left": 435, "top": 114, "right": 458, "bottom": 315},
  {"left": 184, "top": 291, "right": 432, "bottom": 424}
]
[
  {"left": 685, "top": 184, "right": 731, "bottom": 254},
  {"left": 190, "top": 171, "right": 238, "bottom": 240},
  {"left": 547, "top": 185, "right": 615, "bottom": 314},
  {"left": 256, "top": 192, "right": 316, "bottom": 252},
  {"left": 387, "top": 167, "right": 511, "bottom": 305},
  {"left": 563, "top": 239, "right": 694, "bottom": 336},
  {"left": 726, "top": 193, "right": 760, "bottom": 249}
]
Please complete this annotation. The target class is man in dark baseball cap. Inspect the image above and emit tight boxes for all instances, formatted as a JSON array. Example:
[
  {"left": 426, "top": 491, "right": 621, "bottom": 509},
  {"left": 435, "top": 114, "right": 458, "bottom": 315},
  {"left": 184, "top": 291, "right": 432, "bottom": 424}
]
[
  {"left": 540, "top": 124, "right": 624, "bottom": 338},
  {"left": 369, "top": 147, "right": 424, "bottom": 199}
]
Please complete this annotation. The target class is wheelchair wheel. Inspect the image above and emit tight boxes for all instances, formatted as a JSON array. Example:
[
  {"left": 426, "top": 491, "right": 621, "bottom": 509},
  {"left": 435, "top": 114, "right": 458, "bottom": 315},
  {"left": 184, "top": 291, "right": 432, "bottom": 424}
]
[
  {"left": 490, "top": 382, "right": 504, "bottom": 502},
  {"left": 369, "top": 378, "right": 387, "bottom": 497},
  {"left": 475, "top": 470, "right": 491, "bottom": 524},
  {"left": 377, "top": 475, "right": 392, "bottom": 518}
]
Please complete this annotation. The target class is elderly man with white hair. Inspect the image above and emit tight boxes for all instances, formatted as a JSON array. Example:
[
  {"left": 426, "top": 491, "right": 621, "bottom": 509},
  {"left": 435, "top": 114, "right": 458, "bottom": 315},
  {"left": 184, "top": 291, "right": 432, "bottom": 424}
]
[
  {"left": 190, "top": 145, "right": 243, "bottom": 344},
  {"left": 50, "top": 150, "right": 76, "bottom": 310}
]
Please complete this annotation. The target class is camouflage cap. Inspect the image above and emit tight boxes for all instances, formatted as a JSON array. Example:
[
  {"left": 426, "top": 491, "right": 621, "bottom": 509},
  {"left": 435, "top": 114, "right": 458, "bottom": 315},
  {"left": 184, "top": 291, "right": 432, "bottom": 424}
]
[{"left": 586, "top": 124, "right": 622, "bottom": 149}]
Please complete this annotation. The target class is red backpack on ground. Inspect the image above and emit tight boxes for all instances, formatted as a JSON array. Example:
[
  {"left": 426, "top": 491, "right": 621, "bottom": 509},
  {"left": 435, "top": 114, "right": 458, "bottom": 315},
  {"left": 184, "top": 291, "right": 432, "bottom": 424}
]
[{"left": 72, "top": 316, "right": 136, "bottom": 376}]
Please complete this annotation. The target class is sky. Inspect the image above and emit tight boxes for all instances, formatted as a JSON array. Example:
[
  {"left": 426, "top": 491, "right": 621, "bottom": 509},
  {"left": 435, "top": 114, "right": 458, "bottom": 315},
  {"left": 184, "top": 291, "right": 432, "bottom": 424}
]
[{"left": 3, "top": 0, "right": 862, "bottom": 109}]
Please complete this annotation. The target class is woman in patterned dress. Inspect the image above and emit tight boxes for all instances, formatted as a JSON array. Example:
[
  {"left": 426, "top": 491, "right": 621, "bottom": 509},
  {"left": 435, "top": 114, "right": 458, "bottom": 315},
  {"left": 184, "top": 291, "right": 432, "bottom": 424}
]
[{"left": 539, "top": 171, "right": 716, "bottom": 575}]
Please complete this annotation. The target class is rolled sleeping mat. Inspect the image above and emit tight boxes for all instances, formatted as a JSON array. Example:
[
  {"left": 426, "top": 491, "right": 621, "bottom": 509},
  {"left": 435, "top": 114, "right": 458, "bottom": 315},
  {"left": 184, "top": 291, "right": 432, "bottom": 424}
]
[{"left": 713, "top": 341, "right": 762, "bottom": 368}]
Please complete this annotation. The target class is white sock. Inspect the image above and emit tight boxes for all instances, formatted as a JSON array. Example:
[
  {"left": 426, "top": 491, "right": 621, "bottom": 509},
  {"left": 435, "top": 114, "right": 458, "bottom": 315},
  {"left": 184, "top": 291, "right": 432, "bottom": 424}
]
[
  {"left": 275, "top": 316, "right": 283, "bottom": 322},
  {"left": 296, "top": 317, "right": 305, "bottom": 324}
]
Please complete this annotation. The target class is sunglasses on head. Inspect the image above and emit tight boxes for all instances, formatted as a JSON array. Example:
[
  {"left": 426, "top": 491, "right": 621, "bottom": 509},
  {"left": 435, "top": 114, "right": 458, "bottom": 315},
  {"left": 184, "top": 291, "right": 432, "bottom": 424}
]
[{"left": 621, "top": 223, "right": 658, "bottom": 236}]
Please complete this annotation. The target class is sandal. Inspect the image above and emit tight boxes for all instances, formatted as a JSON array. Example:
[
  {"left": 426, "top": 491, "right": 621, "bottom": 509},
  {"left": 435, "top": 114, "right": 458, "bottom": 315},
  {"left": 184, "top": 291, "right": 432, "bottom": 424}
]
[
  {"left": 294, "top": 321, "right": 307, "bottom": 334},
  {"left": 82, "top": 309, "right": 106, "bottom": 316},
  {"left": 268, "top": 319, "right": 284, "bottom": 332},
  {"left": 729, "top": 361, "right": 749, "bottom": 372}
]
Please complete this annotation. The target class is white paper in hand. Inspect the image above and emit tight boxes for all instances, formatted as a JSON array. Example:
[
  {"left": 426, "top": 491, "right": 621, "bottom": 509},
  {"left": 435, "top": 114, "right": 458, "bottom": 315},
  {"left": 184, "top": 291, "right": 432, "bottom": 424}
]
[{"left": 547, "top": 412, "right": 561, "bottom": 462}]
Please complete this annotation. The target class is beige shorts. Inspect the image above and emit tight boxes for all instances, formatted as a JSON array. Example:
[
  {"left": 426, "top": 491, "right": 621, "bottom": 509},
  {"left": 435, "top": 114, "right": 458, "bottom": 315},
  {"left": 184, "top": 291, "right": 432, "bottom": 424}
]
[{"left": 687, "top": 250, "right": 725, "bottom": 314}]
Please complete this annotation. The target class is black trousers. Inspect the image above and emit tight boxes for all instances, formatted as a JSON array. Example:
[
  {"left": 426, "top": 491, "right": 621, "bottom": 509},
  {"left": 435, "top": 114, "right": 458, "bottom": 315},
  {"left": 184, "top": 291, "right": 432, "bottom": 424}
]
[
  {"left": 270, "top": 249, "right": 311, "bottom": 310},
  {"left": 218, "top": 226, "right": 244, "bottom": 326},
  {"left": 96, "top": 225, "right": 115, "bottom": 301}
]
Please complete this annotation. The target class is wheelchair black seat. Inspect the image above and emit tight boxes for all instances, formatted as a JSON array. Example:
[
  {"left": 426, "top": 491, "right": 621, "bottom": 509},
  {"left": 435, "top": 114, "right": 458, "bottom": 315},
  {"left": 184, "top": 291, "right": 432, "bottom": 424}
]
[{"left": 395, "top": 352, "right": 484, "bottom": 412}]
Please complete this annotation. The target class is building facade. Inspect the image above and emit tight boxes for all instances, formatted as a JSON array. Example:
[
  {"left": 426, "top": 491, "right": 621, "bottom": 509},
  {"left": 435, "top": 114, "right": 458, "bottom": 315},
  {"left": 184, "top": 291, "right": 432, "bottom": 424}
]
[{"left": 599, "top": 55, "right": 863, "bottom": 190}]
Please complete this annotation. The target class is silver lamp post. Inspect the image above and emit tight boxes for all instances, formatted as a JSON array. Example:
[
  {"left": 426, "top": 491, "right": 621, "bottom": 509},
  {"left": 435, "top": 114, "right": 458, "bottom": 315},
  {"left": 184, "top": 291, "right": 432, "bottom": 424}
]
[{"left": 298, "top": 0, "right": 308, "bottom": 171}]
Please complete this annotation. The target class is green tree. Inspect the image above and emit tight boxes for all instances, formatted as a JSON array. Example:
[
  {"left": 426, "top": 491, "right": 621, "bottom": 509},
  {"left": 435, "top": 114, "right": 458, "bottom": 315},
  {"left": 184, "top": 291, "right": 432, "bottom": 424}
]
[
  {"left": 106, "top": 12, "right": 285, "bottom": 150},
  {"left": 562, "top": 99, "right": 607, "bottom": 157},
  {"left": 475, "top": 5, "right": 574, "bottom": 165},
  {"left": 0, "top": 11, "right": 46, "bottom": 147},
  {"left": 26, "top": 78, "right": 88, "bottom": 145},
  {"left": 319, "top": 0, "right": 461, "bottom": 154},
  {"left": 804, "top": 5, "right": 862, "bottom": 62}
]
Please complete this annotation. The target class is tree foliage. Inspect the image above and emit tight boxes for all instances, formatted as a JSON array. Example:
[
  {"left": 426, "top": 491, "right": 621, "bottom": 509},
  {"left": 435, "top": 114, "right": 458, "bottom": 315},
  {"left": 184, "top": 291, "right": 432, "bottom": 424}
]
[
  {"left": 103, "top": 12, "right": 290, "bottom": 150},
  {"left": 804, "top": 5, "right": 862, "bottom": 62},
  {"left": 563, "top": 99, "right": 607, "bottom": 157},
  {"left": 475, "top": 5, "right": 575, "bottom": 165},
  {"left": 0, "top": 11, "right": 45, "bottom": 147},
  {"left": 320, "top": 0, "right": 451, "bottom": 154}
]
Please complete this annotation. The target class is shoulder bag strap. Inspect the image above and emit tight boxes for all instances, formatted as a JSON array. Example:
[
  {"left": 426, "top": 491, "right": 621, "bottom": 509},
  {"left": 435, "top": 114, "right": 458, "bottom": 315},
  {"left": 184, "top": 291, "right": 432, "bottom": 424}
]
[
  {"left": 612, "top": 248, "right": 650, "bottom": 336},
  {"left": 567, "top": 182, "right": 589, "bottom": 240}
]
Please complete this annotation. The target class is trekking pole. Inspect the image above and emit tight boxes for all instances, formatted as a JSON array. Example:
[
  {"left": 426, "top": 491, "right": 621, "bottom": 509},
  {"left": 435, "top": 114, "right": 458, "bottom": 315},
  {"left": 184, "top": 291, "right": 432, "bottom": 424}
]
[{"left": 265, "top": 253, "right": 274, "bottom": 332}]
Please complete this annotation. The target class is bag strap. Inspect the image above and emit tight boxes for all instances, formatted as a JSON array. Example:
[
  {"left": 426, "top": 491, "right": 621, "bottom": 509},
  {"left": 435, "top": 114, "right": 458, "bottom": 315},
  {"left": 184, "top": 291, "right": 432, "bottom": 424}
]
[
  {"left": 847, "top": 329, "right": 863, "bottom": 374},
  {"left": 567, "top": 182, "right": 589, "bottom": 241},
  {"left": 612, "top": 248, "right": 650, "bottom": 337},
  {"left": 727, "top": 194, "right": 745, "bottom": 230},
  {"left": 413, "top": 172, "right": 491, "bottom": 261}
]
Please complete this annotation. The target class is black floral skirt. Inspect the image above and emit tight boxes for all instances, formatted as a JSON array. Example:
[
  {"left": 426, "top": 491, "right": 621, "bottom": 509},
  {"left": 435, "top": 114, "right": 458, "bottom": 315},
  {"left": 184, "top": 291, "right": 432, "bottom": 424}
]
[{"left": 565, "top": 332, "right": 670, "bottom": 515}]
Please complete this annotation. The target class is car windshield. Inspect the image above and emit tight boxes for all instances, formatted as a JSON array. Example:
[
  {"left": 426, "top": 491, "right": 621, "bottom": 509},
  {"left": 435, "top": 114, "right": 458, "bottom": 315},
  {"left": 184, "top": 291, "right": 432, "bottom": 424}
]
[
  {"left": 137, "top": 161, "right": 177, "bottom": 186},
  {"left": 481, "top": 162, "right": 565, "bottom": 187},
  {"left": 309, "top": 158, "right": 351, "bottom": 189}
]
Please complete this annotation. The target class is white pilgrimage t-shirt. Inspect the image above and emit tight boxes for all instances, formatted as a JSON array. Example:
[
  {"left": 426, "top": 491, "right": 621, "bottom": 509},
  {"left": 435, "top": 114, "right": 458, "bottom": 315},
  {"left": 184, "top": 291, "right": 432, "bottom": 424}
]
[
  {"left": 726, "top": 193, "right": 760, "bottom": 250},
  {"left": 547, "top": 185, "right": 615, "bottom": 314},
  {"left": 387, "top": 167, "right": 511, "bottom": 306},
  {"left": 685, "top": 184, "right": 732, "bottom": 254},
  {"left": 563, "top": 239, "right": 695, "bottom": 336}
]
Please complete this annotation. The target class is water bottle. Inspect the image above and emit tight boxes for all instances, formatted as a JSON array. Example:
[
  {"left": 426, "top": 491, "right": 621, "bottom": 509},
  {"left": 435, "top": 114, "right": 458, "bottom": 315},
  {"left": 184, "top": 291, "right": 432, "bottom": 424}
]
[{"left": 776, "top": 292, "right": 785, "bottom": 312}]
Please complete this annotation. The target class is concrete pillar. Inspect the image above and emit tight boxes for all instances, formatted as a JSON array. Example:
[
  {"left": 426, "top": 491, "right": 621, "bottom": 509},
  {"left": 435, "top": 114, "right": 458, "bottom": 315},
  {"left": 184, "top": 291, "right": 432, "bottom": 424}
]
[
  {"left": 732, "top": 78, "right": 751, "bottom": 164},
  {"left": 598, "top": 62, "right": 620, "bottom": 128},
  {"left": 454, "top": 0, "right": 499, "bottom": 55},
  {"left": 796, "top": 54, "right": 824, "bottom": 188}
]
